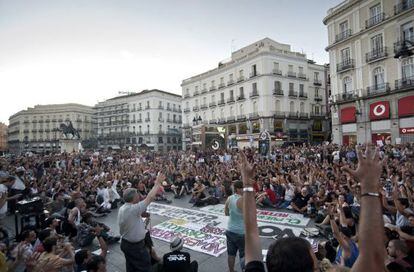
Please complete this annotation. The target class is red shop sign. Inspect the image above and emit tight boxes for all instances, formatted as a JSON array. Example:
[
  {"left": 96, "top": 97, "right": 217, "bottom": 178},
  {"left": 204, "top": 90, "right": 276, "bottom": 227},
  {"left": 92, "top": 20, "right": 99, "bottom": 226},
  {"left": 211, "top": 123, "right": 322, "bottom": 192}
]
[{"left": 400, "top": 127, "right": 414, "bottom": 134}]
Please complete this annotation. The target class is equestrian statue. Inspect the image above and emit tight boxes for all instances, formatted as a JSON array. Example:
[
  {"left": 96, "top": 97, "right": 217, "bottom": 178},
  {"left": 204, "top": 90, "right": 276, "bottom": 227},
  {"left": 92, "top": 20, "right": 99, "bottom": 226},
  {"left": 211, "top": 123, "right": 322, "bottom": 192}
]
[{"left": 58, "top": 121, "right": 81, "bottom": 139}]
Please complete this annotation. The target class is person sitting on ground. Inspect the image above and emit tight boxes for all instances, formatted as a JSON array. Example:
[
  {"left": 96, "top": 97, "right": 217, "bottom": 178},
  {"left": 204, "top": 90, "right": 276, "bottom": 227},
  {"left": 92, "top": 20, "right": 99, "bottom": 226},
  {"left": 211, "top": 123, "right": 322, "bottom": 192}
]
[
  {"left": 171, "top": 175, "right": 185, "bottom": 199},
  {"left": 74, "top": 227, "right": 107, "bottom": 272},
  {"left": 239, "top": 146, "right": 385, "bottom": 272},
  {"left": 386, "top": 239, "right": 414, "bottom": 271},
  {"left": 162, "top": 237, "right": 198, "bottom": 272},
  {"left": 33, "top": 236, "right": 75, "bottom": 272},
  {"left": 189, "top": 179, "right": 206, "bottom": 204},
  {"left": 291, "top": 187, "right": 312, "bottom": 214}
]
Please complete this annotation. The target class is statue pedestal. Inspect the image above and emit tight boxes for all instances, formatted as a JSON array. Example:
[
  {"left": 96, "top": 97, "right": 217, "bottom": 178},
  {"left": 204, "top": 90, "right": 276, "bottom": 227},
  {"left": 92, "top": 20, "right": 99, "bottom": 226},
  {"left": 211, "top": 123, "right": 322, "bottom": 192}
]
[{"left": 60, "top": 139, "right": 81, "bottom": 153}]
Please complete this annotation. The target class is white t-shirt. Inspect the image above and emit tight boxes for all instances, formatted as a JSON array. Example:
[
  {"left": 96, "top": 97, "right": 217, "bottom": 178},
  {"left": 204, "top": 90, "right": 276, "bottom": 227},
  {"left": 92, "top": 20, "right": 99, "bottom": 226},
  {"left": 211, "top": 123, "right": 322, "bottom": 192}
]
[
  {"left": 12, "top": 176, "right": 26, "bottom": 190},
  {"left": 0, "top": 184, "right": 8, "bottom": 215}
]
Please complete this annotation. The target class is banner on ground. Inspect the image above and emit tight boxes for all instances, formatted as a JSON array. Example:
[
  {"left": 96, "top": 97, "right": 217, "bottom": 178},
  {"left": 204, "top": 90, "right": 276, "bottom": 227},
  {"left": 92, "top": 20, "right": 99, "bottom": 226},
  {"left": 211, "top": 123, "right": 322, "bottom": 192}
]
[
  {"left": 150, "top": 218, "right": 227, "bottom": 257},
  {"left": 200, "top": 204, "right": 310, "bottom": 227}
]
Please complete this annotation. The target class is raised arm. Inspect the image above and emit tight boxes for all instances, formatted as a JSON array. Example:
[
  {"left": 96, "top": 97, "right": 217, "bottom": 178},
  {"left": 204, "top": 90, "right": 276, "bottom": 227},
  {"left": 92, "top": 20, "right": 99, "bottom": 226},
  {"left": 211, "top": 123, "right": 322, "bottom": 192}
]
[
  {"left": 238, "top": 151, "right": 262, "bottom": 263},
  {"left": 143, "top": 172, "right": 165, "bottom": 206},
  {"left": 343, "top": 146, "right": 385, "bottom": 272}
]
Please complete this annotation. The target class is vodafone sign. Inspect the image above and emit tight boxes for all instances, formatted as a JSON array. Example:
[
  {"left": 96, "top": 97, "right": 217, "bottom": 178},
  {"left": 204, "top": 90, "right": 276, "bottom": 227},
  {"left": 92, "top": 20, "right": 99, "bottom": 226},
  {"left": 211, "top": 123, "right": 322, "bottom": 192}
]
[
  {"left": 369, "top": 101, "right": 390, "bottom": 120},
  {"left": 400, "top": 127, "right": 414, "bottom": 134}
]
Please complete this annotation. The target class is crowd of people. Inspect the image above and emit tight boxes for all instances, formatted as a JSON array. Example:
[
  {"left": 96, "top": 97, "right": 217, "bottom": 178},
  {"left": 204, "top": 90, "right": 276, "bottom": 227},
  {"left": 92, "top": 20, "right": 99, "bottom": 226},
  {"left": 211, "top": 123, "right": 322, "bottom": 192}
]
[{"left": 0, "top": 142, "right": 411, "bottom": 272}]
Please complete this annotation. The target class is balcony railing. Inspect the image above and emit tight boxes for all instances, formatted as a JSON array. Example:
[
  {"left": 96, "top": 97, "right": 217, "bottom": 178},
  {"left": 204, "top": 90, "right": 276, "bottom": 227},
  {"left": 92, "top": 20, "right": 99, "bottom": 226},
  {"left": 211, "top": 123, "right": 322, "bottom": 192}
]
[
  {"left": 299, "top": 92, "right": 308, "bottom": 98},
  {"left": 337, "top": 59, "right": 355, "bottom": 73},
  {"left": 273, "top": 111, "right": 286, "bottom": 118},
  {"left": 237, "top": 95, "right": 245, "bottom": 101},
  {"left": 209, "top": 86, "right": 216, "bottom": 91},
  {"left": 288, "top": 91, "right": 298, "bottom": 97},
  {"left": 394, "top": 0, "right": 414, "bottom": 15},
  {"left": 395, "top": 76, "right": 414, "bottom": 90},
  {"left": 249, "top": 91, "right": 259, "bottom": 98},
  {"left": 335, "top": 91, "right": 359, "bottom": 102},
  {"left": 193, "top": 91, "right": 200, "bottom": 96},
  {"left": 218, "top": 83, "right": 225, "bottom": 89},
  {"left": 201, "top": 88, "right": 207, "bottom": 94},
  {"left": 193, "top": 106, "right": 199, "bottom": 111},
  {"left": 209, "top": 102, "right": 217, "bottom": 107},
  {"left": 272, "top": 69, "right": 282, "bottom": 75},
  {"left": 237, "top": 76, "right": 245, "bottom": 82},
  {"left": 184, "top": 94, "right": 190, "bottom": 98},
  {"left": 249, "top": 72, "right": 258, "bottom": 78},
  {"left": 227, "top": 116, "right": 235, "bottom": 122},
  {"left": 366, "top": 47, "right": 388, "bottom": 63},
  {"left": 227, "top": 80, "right": 234, "bottom": 86},
  {"left": 145, "top": 118, "right": 150, "bottom": 122},
  {"left": 314, "top": 95, "right": 323, "bottom": 101},
  {"left": 145, "top": 105, "right": 151, "bottom": 109},
  {"left": 249, "top": 112, "right": 260, "bottom": 119},
  {"left": 310, "top": 112, "right": 324, "bottom": 117},
  {"left": 394, "top": 36, "right": 414, "bottom": 54},
  {"left": 200, "top": 104, "right": 208, "bottom": 109},
  {"left": 288, "top": 112, "right": 298, "bottom": 118},
  {"left": 298, "top": 73, "right": 307, "bottom": 79},
  {"left": 137, "top": 119, "right": 142, "bottom": 123},
  {"left": 335, "top": 29, "right": 352, "bottom": 43},
  {"left": 366, "top": 13, "right": 386, "bottom": 28},
  {"left": 287, "top": 71, "right": 296, "bottom": 78},
  {"left": 237, "top": 115, "right": 246, "bottom": 121},
  {"left": 217, "top": 118, "right": 226, "bottom": 124},
  {"left": 299, "top": 113, "right": 309, "bottom": 119},
  {"left": 184, "top": 108, "right": 190, "bottom": 113},
  {"left": 313, "top": 79, "right": 322, "bottom": 86},
  {"left": 273, "top": 89, "right": 284, "bottom": 96},
  {"left": 227, "top": 97, "right": 235, "bottom": 103},
  {"left": 366, "top": 83, "right": 390, "bottom": 96},
  {"left": 158, "top": 105, "right": 164, "bottom": 109},
  {"left": 218, "top": 100, "right": 225, "bottom": 106}
]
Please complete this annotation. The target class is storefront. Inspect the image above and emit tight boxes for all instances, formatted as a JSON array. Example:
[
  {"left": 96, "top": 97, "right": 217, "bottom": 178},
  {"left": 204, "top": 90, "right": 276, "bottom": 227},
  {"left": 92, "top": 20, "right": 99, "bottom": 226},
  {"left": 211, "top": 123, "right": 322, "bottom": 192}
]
[
  {"left": 398, "top": 96, "right": 414, "bottom": 143},
  {"left": 340, "top": 106, "right": 357, "bottom": 145},
  {"left": 369, "top": 101, "right": 391, "bottom": 145}
]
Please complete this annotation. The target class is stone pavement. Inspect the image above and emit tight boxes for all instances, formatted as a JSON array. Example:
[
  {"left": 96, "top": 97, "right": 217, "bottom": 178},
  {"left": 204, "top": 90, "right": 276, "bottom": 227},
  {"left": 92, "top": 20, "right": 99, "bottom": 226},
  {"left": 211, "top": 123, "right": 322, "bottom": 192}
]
[{"left": 5, "top": 193, "right": 303, "bottom": 272}]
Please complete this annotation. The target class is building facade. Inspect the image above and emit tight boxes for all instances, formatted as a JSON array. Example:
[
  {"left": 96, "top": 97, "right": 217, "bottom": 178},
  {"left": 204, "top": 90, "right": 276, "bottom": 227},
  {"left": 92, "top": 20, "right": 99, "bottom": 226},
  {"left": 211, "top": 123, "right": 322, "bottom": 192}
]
[
  {"left": 324, "top": 0, "right": 414, "bottom": 145},
  {"left": 0, "top": 123, "right": 8, "bottom": 154},
  {"left": 8, "top": 104, "right": 94, "bottom": 154},
  {"left": 181, "top": 38, "right": 329, "bottom": 150},
  {"left": 95, "top": 89, "right": 182, "bottom": 151}
]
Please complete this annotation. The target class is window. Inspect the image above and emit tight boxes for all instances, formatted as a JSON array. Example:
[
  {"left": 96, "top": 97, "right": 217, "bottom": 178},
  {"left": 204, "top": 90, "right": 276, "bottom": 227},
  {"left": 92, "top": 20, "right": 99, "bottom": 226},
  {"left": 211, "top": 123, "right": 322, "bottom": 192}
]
[
  {"left": 251, "top": 64, "right": 257, "bottom": 76},
  {"left": 147, "top": 101, "right": 150, "bottom": 107},
  {"left": 300, "top": 102, "right": 305, "bottom": 113},
  {"left": 370, "top": 4, "right": 381, "bottom": 18},
  {"left": 220, "top": 93, "right": 224, "bottom": 101},
  {"left": 239, "top": 70, "right": 244, "bottom": 77},
  {"left": 288, "top": 65, "right": 293, "bottom": 72},
  {"left": 230, "top": 106, "right": 234, "bottom": 116},
  {"left": 252, "top": 82, "right": 257, "bottom": 92},
  {"left": 314, "top": 72, "right": 319, "bottom": 80},
  {"left": 220, "top": 109, "right": 224, "bottom": 118},
  {"left": 273, "top": 62, "right": 279, "bottom": 69},
  {"left": 158, "top": 137, "right": 163, "bottom": 143},
  {"left": 212, "top": 94, "right": 215, "bottom": 102},
  {"left": 275, "top": 100, "right": 281, "bottom": 111},
  {"left": 341, "top": 48, "right": 351, "bottom": 62},
  {"left": 371, "top": 34, "right": 383, "bottom": 52},
  {"left": 401, "top": 22, "right": 414, "bottom": 42},
  {"left": 195, "top": 86, "right": 198, "bottom": 91},
  {"left": 203, "top": 97, "right": 207, "bottom": 104},
  {"left": 299, "top": 67, "right": 304, "bottom": 74},
  {"left": 220, "top": 77, "right": 224, "bottom": 84},
  {"left": 290, "top": 101, "right": 295, "bottom": 112},
  {"left": 315, "top": 87, "right": 320, "bottom": 97},
  {"left": 158, "top": 112, "right": 162, "bottom": 120},
  {"left": 211, "top": 110, "right": 215, "bottom": 119},
  {"left": 159, "top": 124, "right": 162, "bottom": 131},
  {"left": 373, "top": 67, "right": 385, "bottom": 88},
  {"left": 299, "top": 84, "right": 304, "bottom": 95},
  {"left": 229, "top": 90, "right": 234, "bottom": 99},
  {"left": 289, "top": 83, "right": 294, "bottom": 92},
  {"left": 402, "top": 57, "right": 414, "bottom": 79},
  {"left": 139, "top": 113, "right": 142, "bottom": 120},
  {"left": 339, "top": 21, "right": 348, "bottom": 33},
  {"left": 195, "top": 99, "right": 198, "bottom": 106},
  {"left": 229, "top": 74, "right": 233, "bottom": 81},
  {"left": 211, "top": 80, "right": 215, "bottom": 87},
  {"left": 185, "top": 101, "right": 189, "bottom": 108},
  {"left": 203, "top": 83, "right": 206, "bottom": 89},
  {"left": 147, "top": 112, "right": 150, "bottom": 119},
  {"left": 314, "top": 105, "right": 320, "bottom": 114},
  {"left": 343, "top": 77, "right": 352, "bottom": 93},
  {"left": 239, "top": 87, "right": 244, "bottom": 97},
  {"left": 274, "top": 81, "right": 281, "bottom": 90}
]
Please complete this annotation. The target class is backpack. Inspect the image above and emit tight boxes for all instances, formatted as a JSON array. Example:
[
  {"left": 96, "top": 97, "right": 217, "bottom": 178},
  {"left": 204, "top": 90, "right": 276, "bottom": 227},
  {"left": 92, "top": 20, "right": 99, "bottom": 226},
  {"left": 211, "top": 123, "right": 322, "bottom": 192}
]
[{"left": 76, "top": 223, "right": 95, "bottom": 247}]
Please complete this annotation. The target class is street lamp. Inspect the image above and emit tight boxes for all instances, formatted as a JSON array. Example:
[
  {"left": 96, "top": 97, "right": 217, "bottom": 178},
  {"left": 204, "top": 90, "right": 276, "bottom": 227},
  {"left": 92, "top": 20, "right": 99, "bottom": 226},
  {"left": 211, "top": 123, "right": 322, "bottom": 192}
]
[{"left": 192, "top": 116, "right": 202, "bottom": 125}]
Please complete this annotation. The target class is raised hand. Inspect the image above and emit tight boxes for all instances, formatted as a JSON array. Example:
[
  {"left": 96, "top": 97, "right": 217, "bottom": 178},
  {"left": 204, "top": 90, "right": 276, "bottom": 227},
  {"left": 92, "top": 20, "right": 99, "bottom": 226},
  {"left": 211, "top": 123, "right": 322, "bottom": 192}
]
[
  {"left": 238, "top": 151, "right": 255, "bottom": 186},
  {"left": 155, "top": 172, "right": 166, "bottom": 186},
  {"left": 342, "top": 145, "right": 382, "bottom": 194}
]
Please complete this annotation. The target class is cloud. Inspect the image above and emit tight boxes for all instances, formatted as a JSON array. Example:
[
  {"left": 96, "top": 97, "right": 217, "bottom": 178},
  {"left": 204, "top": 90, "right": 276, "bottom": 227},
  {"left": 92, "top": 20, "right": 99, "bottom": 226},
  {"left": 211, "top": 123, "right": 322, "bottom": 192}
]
[{"left": 119, "top": 49, "right": 135, "bottom": 59}]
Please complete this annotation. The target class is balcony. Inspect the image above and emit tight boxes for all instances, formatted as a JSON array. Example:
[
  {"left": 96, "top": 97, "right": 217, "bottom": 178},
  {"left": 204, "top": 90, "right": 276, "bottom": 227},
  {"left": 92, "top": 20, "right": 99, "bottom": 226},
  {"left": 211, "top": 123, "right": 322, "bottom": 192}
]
[
  {"left": 209, "top": 119, "right": 217, "bottom": 124},
  {"left": 237, "top": 76, "right": 245, "bottom": 82},
  {"left": 314, "top": 95, "right": 323, "bottom": 102},
  {"left": 299, "top": 92, "right": 308, "bottom": 98},
  {"left": 145, "top": 118, "right": 151, "bottom": 122},
  {"left": 45, "top": 129, "right": 50, "bottom": 132},
  {"left": 273, "top": 111, "right": 286, "bottom": 118},
  {"left": 167, "top": 118, "right": 172, "bottom": 122},
  {"left": 193, "top": 106, "right": 199, "bottom": 111},
  {"left": 249, "top": 91, "right": 259, "bottom": 98},
  {"left": 184, "top": 108, "right": 190, "bottom": 113},
  {"left": 184, "top": 94, "right": 190, "bottom": 98},
  {"left": 394, "top": 36, "right": 414, "bottom": 54},
  {"left": 145, "top": 105, "right": 151, "bottom": 109},
  {"left": 227, "top": 97, "right": 235, "bottom": 103},
  {"left": 23, "top": 129, "right": 29, "bottom": 133},
  {"left": 394, "top": 0, "right": 414, "bottom": 15},
  {"left": 200, "top": 104, "right": 208, "bottom": 109},
  {"left": 249, "top": 72, "right": 258, "bottom": 78},
  {"left": 288, "top": 91, "right": 298, "bottom": 97},
  {"left": 395, "top": 76, "right": 414, "bottom": 90},
  {"left": 299, "top": 113, "right": 309, "bottom": 119},
  {"left": 335, "top": 29, "right": 352, "bottom": 43},
  {"left": 310, "top": 112, "right": 324, "bottom": 119},
  {"left": 137, "top": 119, "right": 143, "bottom": 123},
  {"left": 201, "top": 88, "right": 208, "bottom": 94},
  {"left": 337, "top": 59, "right": 355, "bottom": 73},
  {"left": 287, "top": 71, "right": 296, "bottom": 78},
  {"left": 218, "top": 83, "right": 226, "bottom": 89},
  {"left": 217, "top": 118, "right": 226, "bottom": 124},
  {"left": 313, "top": 79, "right": 322, "bottom": 86},
  {"left": 249, "top": 112, "right": 260, "bottom": 119},
  {"left": 209, "top": 102, "right": 217, "bottom": 108},
  {"left": 31, "top": 129, "right": 37, "bottom": 133},
  {"left": 366, "top": 47, "right": 388, "bottom": 63},
  {"left": 227, "top": 116, "right": 236, "bottom": 122},
  {"left": 227, "top": 80, "right": 234, "bottom": 86},
  {"left": 273, "top": 89, "right": 284, "bottom": 96},
  {"left": 237, "top": 115, "right": 246, "bottom": 121},
  {"left": 366, "top": 83, "right": 390, "bottom": 96},
  {"left": 157, "top": 118, "right": 164, "bottom": 122},
  {"left": 217, "top": 100, "right": 226, "bottom": 106},
  {"left": 272, "top": 69, "right": 282, "bottom": 75},
  {"left": 335, "top": 91, "right": 359, "bottom": 102},
  {"left": 365, "top": 13, "right": 386, "bottom": 28},
  {"left": 288, "top": 112, "right": 298, "bottom": 118},
  {"left": 237, "top": 95, "right": 245, "bottom": 101},
  {"left": 209, "top": 86, "right": 216, "bottom": 91},
  {"left": 298, "top": 73, "right": 307, "bottom": 80},
  {"left": 193, "top": 91, "right": 200, "bottom": 96}
]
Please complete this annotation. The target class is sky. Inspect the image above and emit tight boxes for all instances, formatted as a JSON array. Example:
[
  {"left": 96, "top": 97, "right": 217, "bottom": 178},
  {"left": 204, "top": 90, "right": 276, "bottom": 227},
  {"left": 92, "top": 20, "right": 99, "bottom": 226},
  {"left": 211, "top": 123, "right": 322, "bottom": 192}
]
[{"left": 0, "top": 0, "right": 342, "bottom": 124}]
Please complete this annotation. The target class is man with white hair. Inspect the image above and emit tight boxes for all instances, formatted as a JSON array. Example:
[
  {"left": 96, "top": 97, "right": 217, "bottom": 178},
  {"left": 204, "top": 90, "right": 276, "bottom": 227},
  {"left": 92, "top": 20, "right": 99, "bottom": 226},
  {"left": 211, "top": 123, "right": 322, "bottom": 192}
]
[{"left": 118, "top": 172, "right": 166, "bottom": 272}]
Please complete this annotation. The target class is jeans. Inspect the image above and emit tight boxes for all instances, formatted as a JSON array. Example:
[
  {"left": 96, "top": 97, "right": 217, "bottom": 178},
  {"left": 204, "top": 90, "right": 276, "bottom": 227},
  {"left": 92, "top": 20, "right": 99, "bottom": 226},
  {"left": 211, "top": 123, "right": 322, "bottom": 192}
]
[{"left": 278, "top": 200, "right": 291, "bottom": 209}]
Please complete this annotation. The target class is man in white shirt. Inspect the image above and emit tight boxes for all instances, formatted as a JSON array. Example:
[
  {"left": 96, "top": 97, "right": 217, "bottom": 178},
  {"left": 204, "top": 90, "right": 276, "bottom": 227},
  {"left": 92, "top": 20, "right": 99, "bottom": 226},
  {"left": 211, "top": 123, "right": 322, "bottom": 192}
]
[
  {"left": 118, "top": 172, "right": 165, "bottom": 272},
  {"left": 0, "top": 175, "right": 20, "bottom": 226}
]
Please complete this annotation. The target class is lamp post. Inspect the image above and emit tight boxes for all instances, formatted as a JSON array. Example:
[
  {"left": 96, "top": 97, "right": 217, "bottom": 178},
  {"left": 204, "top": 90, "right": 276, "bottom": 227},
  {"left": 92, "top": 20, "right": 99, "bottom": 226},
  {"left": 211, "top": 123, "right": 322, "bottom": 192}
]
[{"left": 192, "top": 115, "right": 202, "bottom": 126}]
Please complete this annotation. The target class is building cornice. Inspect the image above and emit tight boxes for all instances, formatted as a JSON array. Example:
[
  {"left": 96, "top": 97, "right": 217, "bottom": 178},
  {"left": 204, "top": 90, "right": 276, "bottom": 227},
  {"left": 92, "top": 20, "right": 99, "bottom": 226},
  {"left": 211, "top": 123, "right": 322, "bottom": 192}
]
[{"left": 323, "top": 0, "right": 362, "bottom": 25}]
